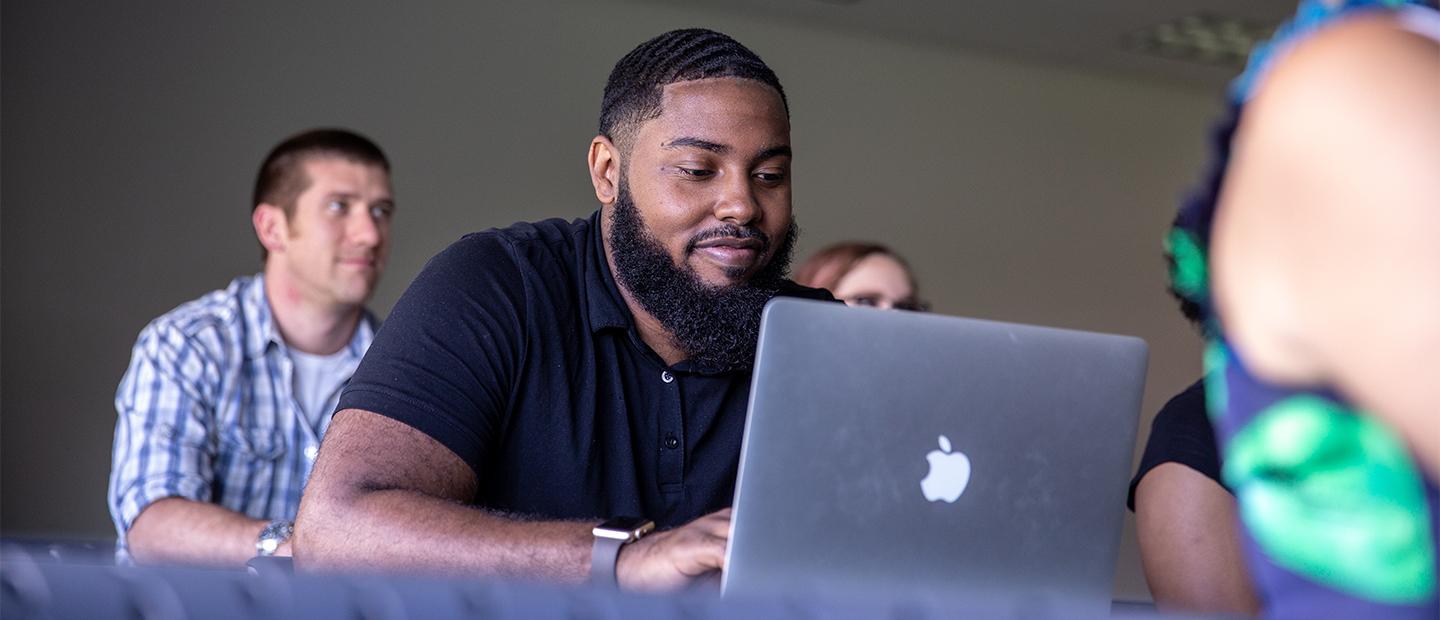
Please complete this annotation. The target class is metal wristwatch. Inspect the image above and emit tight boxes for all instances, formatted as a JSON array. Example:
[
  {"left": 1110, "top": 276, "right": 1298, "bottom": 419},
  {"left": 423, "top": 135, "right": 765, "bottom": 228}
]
[
  {"left": 255, "top": 519, "right": 294, "bottom": 557},
  {"left": 590, "top": 517, "right": 655, "bottom": 588}
]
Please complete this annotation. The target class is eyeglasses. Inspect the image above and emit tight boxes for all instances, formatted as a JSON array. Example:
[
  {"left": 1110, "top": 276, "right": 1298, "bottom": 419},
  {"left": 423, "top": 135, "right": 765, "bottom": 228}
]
[{"left": 844, "top": 295, "right": 931, "bottom": 313}]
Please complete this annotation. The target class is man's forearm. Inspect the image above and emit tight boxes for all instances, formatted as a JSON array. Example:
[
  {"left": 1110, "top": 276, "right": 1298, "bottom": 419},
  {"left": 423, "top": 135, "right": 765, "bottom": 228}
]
[
  {"left": 294, "top": 486, "right": 593, "bottom": 580},
  {"left": 295, "top": 408, "right": 597, "bottom": 580},
  {"left": 296, "top": 410, "right": 728, "bottom": 589},
  {"left": 126, "top": 497, "right": 269, "bottom": 567}
]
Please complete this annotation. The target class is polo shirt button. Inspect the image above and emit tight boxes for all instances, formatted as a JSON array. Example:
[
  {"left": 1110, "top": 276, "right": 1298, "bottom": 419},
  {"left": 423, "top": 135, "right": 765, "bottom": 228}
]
[
  {"left": 661, "top": 370, "right": 674, "bottom": 384},
  {"left": 665, "top": 435, "right": 679, "bottom": 449},
  {"left": 304, "top": 446, "right": 319, "bottom": 460}
]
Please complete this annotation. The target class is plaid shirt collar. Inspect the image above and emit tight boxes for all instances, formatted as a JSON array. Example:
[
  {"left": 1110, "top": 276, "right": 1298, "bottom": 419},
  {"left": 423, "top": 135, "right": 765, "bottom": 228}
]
[{"left": 241, "top": 273, "right": 377, "bottom": 359}]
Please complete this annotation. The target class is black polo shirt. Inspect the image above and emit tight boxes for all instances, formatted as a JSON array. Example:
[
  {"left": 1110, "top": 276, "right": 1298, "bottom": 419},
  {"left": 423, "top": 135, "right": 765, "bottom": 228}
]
[{"left": 338, "top": 211, "right": 831, "bottom": 529}]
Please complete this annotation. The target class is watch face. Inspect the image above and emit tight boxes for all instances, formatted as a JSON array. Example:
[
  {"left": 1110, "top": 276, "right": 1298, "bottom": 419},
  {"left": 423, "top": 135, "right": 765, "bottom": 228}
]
[
  {"left": 256, "top": 520, "right": 294, "bottom": 556},
  {"left": 593, "top": 517, "right": 655, "bottom": 541},
  {"left": 597, "top": 517, "right": 651, "bottom": 532},
  {"left": 258, "top": 537, "right": 282, "bottom": 555}
]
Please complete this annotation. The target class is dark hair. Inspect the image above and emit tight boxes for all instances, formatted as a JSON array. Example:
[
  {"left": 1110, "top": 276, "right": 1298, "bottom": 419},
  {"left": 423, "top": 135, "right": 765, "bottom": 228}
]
[
  {"left": 1169, "top": 280, "right": 1206, "bottom": 330},
  {"left": 793, "top": 241, "right": 918, "bottom": 295},
  {"left": 598, "top": 28, "right": 788, "bottom": 150},
  {"left": 252, "top": 128, "right": 389, "bottom": 215}
]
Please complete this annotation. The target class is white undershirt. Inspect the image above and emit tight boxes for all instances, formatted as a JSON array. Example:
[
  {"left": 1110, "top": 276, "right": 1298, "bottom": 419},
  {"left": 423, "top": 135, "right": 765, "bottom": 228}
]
[{"left": 288, "top": 347, "right": 354, "bottom": 430}]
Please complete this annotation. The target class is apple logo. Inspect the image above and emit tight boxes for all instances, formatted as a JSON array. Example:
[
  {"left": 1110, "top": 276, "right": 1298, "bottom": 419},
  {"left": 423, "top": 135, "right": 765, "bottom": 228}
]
[{"left": 920, "top": 434, "right": 971, "bottom": 503}]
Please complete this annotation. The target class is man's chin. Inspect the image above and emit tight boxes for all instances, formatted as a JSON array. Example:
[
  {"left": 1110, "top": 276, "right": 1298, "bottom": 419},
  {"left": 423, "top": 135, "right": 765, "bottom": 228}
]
[
  {"left": 692, "top": 273, "right": 751, "bottom": 291},
  {"left": 332, "top": 282, "right": 377, "bottom": 308},
  {"left": 687, "top": 259, "right": 760, "bottom": 288}
]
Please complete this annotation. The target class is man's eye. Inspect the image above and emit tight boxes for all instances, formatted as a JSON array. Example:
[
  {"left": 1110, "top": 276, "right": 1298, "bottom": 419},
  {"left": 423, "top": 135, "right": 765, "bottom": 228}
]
[
  {"left": 677, "top": 167, "right": 713, "bottom": 178},
  {"left": 847, "top": 296, "right": 879, "bottom": 307},
  {"left": 326, "top": 199, "right": 346, "bottom": 212},
  {"left": 754, "top": 171, "right": 786, "bottom": 183},
  {"left": 370, "top": 205, "right": 393, "bottom": 219}
]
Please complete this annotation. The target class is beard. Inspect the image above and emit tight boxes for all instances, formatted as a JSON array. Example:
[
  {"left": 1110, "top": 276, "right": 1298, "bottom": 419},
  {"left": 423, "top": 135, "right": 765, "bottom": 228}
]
[{"left": 608, "top": 182, "right": 798, "bottom": 371}]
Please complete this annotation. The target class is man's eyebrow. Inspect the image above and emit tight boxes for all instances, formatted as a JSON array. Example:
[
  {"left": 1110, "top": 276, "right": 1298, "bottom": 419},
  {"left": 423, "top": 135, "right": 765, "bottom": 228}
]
[
  {"left": 326, "top": 192, "right": 394, "bottom": 205},
  {"left": 754, "top": 145, "right": 792, "bottom": 162},
  {"left": 663, "top": 137, "right": 729, "bottom": 154}
]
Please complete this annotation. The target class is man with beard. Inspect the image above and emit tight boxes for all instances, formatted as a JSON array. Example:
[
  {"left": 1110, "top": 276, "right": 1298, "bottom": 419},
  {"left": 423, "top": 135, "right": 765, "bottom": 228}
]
[{"left": 294, "top": 29, "right": 830, "bottom": 590}]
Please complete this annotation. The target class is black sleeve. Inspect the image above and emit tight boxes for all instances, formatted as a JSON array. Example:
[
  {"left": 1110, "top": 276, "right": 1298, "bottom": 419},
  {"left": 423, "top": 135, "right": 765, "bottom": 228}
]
[
  {"left": 337, "top": 233, "right": 527, "bottom": 476},
  {"left": 1126, "top": 379, "right": 1227, "bottom": 511},
  {"left": 776, "top": 280, "right": 839, "bottom": 303}
]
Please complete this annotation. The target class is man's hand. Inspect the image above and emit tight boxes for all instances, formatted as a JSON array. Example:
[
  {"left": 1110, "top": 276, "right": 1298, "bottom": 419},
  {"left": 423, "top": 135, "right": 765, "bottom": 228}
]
[
  {"left": 615, "top": 508, "right": 732, "bottom": 592},
  {"left": 126, "top": 498, "right": 275, "bottom": 567}
]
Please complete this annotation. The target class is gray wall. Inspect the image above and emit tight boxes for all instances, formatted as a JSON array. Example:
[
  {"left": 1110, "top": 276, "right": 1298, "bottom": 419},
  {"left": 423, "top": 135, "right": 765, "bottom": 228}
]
[{"left": 2, "top": 0, "right": 1221, "bottom": 601}]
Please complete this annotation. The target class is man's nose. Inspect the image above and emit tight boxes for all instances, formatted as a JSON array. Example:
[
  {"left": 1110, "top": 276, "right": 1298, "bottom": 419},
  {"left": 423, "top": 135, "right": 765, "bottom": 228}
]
[
  {"left": 712, "top": 173, "right": 760, "bottom": 226},
  {"left": 347, "top": 208, "right": 382, "bottom": 247}
]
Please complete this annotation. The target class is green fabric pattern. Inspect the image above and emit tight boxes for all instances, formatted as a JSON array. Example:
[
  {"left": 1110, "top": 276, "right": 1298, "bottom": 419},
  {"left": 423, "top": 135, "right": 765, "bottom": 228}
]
[
  {"left": 1225, "top": 395, "right": 1437, "bottom": 603},
  {"left": 1202, "top": 341, "right": 1229, "bottom": 424},
  {"left": 1166, "top": 228, "right": 1209, "bottom": 300}
]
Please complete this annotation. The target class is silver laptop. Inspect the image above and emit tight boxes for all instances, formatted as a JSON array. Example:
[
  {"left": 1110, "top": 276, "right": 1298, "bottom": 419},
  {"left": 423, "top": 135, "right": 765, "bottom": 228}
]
[{"left": 723, "top": 298, "right": 1148, "bottom": 617}]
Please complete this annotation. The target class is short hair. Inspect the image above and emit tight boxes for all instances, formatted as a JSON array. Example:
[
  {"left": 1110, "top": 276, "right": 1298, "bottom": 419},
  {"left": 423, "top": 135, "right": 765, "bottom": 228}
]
[
  {"left": 793, "top": 241, "right": 918, "bottom": 294},
  {"left": 598, "top": 29, "right": 788, "bottom": 151},
  {"left": 1167, "top": 261, "right": 1206, "bottom": 331},
  {"left": 252, "top": 128, "right": 389, "bottom": 215}
]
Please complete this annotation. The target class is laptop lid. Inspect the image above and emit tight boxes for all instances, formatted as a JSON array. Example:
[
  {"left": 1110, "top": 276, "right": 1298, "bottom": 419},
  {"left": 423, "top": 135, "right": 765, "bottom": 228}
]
[{"left": 723, "top": 298, "right": 1148, "bottom": 616}]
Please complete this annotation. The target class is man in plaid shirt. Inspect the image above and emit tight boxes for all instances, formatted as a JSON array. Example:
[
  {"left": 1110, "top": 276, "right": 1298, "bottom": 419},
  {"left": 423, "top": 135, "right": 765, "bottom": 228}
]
[{"left": 107, "top": 129, "right": 395, "bottom": 566}]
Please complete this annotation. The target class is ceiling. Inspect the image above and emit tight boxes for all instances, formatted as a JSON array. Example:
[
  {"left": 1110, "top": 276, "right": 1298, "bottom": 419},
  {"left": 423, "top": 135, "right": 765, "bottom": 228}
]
[{"left": 643, "top": 0, "right": 1301, "bottom": 89}]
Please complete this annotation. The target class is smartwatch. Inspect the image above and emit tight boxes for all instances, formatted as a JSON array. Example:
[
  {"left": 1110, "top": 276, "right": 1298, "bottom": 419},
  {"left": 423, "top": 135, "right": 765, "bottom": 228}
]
[
  {"left": 255, "top": 519, "right": 294, "bottom": 557},
  {"left": 590, "top": 517, "right": 655, "bottom": 588}
]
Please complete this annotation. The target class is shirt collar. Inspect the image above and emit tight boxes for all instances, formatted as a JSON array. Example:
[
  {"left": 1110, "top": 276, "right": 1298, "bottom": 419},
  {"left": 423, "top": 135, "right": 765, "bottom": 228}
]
[
  {"left": 243, "top": 272, "right": 377, "bottom": 359},
  {"left": 345, "top": 311, "right": 378, "bottom": 359},
  {"left": 243, "top": 274, "right": 282, "bottom": 357},
  {"left": 583, "top": 210, "right": 633, "bottom": 334}
]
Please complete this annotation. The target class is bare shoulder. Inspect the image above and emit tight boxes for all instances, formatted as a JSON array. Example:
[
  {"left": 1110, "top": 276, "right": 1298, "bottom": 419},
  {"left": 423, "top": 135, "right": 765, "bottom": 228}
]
[
  {"left": 1213, "top": 9, "right": 1440, "bottom": 385},
  {"left": 1252, "top": 9, "right": 1440, "bottom": 182},
  {"left": 1241, "top": 10, "right": 1440, "bottom": 182},
  {"left": 1135, "top": 462, "right": 1229, "bottom": 511},
  {"left": 313, "top": 409, "right": 478, "bottom": 501},
  {"left": 1253, "top": 11, "right": 1440, "bottom": 123},
  {"left": 1134, "top": 463, "right": 1257, "bottom": 614}
]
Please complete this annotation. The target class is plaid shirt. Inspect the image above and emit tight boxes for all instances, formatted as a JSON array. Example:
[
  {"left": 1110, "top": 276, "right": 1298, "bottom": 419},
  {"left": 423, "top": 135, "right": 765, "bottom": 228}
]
[{"left": 107, "top": 274, "right": 375, "bottom": 561}]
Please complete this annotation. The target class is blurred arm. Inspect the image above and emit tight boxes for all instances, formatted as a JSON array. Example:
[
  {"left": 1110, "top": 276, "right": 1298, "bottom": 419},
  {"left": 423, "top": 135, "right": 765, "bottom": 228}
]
[
  {"left": 1135, "top": 463, "right": 1259, "bottom": 615},
  {"left": 127, "top": 499, "right": 274, "bottom": 565}
]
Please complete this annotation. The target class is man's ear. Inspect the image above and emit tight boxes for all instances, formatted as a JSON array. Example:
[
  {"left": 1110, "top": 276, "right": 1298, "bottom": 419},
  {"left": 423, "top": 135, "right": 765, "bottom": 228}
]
[
  {"left": 588, "top": 135, "right": 621, "bottom": 206},
  {"left": 252, "top": 204, "right": 289, "bottom": 255}
]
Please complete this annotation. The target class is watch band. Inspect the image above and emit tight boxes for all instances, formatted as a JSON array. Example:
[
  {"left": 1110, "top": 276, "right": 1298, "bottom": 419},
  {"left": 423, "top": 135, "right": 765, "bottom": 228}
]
[
  {"left": 590, "top": 535, "right": 626, "bottom": 588},
  {"left": 590, "top": 518, "right": 654, "bottom": 588}
]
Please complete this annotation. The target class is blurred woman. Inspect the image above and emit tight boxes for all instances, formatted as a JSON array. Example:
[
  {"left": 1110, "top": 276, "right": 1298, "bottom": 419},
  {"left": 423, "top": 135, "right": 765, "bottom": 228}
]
[
  {"left": 793, "top": 242, "right": 928, "bottom": 311},
  {"left": 1169, "top": 1, "right": 1439, "bottom": 617}
]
